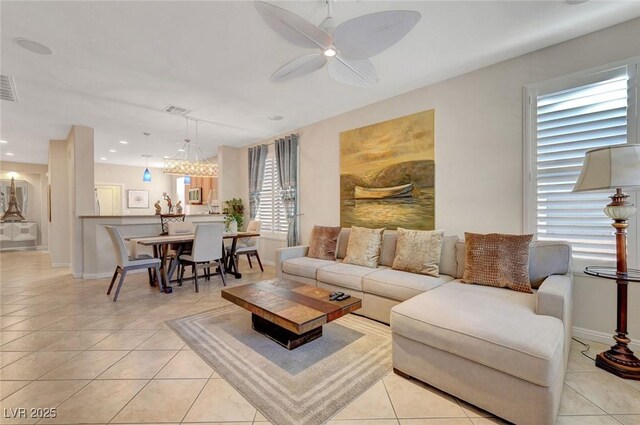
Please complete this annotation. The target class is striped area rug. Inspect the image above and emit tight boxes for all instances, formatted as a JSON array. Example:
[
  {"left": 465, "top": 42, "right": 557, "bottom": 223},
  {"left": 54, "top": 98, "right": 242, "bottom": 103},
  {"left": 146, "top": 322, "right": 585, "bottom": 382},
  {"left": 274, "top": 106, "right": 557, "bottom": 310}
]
[{"left": 168, "top": 305, "right": 392, "bottom": 425}]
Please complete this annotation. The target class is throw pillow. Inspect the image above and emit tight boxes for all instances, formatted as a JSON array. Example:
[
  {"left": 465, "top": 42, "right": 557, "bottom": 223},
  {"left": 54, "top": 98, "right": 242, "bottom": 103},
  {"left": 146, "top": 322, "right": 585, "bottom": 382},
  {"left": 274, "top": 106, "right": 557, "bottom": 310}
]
[
  {"left": 343, "top": 226, "right": 385, "bottom": 268},
  {"left": 462, "top": 232, "right": 534, "bottom": 294},
  {"left": 392, "top": 228, "right": 444, "bottom": 277},
  {"left": 307, "top": 225, "right": 342, "bottom": 260}
]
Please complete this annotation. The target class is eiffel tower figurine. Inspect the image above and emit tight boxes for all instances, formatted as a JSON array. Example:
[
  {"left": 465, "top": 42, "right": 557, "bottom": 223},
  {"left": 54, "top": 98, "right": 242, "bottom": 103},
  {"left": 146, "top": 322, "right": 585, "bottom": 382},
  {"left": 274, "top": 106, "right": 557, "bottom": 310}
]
[{"left": 1, "top": 177, "right": 25, "bottom": 222}]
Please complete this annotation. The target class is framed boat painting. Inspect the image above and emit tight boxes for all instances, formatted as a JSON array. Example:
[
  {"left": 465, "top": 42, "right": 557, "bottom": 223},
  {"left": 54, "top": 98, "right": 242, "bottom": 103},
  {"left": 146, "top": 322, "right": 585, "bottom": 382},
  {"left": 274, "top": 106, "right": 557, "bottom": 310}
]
[{"left": 340, "top": 109, "right": 435, "bottom": 230}]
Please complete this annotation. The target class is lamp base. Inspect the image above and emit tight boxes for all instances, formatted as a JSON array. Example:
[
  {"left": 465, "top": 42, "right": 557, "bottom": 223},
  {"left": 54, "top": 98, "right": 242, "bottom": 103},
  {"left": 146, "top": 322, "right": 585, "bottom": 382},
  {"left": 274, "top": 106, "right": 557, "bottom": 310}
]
[{"left": 596, "top": 346, "right": 640, "bottom": 380}]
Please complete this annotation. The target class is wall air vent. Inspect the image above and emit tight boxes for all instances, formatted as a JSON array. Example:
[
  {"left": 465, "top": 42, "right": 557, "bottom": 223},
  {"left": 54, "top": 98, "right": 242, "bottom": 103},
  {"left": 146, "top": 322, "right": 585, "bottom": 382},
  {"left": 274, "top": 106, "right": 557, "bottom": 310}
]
[
  {"left": 163, "top": 105, "right": 191, "bottom": 116},
  {"left": 0, "top": 75, "right": 18, "bottom": 102}
]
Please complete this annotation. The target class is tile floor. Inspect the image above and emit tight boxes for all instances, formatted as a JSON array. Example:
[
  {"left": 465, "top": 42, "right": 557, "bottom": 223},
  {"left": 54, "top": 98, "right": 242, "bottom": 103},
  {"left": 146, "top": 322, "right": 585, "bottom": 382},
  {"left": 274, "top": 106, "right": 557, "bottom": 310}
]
[{"left": 1, "top": 250, "right": 640, "bottom": 425}]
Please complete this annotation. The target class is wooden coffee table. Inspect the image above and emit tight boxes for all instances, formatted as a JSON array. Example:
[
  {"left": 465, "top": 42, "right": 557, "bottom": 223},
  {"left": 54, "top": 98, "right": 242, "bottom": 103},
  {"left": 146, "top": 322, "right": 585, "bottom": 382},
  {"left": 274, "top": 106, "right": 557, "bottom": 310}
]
[{"left": 221, "top": 278, "right": 362, "bottom": 350}]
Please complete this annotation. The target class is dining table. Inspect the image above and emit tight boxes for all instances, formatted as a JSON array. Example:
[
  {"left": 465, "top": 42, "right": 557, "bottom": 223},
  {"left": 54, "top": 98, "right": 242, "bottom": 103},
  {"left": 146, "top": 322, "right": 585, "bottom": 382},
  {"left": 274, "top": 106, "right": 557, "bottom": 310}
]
[{"left": 128, "top": 231, "right": 260, "bottom": 293}]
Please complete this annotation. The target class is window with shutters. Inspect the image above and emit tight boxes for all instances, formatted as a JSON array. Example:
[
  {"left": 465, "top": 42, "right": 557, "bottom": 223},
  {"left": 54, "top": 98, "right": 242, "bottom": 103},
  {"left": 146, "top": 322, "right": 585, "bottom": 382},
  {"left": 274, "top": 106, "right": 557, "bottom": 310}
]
[
  {"left": 256, "top": 157, "right": 289, "bottom": 234},
  {"left": 525, "top": 61, "right": 639, "bottom": 269}
]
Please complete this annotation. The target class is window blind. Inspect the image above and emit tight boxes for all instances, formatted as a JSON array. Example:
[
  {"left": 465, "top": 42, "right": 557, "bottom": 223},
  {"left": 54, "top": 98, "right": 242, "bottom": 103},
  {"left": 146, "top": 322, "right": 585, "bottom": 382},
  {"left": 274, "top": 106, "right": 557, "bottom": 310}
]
[
  {"left": 535, "top": 74, "right": 629, "bottom": 262},
  {"left": 257, "top": 158, "right": 289, "bottom": 233}
]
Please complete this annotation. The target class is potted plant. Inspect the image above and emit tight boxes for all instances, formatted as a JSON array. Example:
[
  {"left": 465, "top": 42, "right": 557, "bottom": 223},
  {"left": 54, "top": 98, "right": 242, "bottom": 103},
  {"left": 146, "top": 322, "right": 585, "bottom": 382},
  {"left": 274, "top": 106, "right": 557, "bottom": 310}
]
[{"left": 224, "top": 198, "right": 244, "bottom": 232}]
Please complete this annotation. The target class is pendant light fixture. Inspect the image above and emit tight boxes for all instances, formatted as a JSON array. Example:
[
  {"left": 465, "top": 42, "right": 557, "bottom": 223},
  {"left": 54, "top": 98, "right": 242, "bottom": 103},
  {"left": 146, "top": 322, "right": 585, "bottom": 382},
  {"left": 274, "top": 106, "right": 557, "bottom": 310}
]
[
  {"left": 163, "top": 117, "right": 218, "bottom": 177},
  {"left": 142, "top": 132, "right": 152, "bottom": 183}
]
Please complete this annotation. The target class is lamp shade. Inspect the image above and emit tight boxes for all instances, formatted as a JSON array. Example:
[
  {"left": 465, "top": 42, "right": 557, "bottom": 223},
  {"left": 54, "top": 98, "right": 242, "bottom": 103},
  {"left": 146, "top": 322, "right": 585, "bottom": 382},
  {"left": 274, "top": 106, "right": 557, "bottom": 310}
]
[
  {"left": 143, "top": 168, "right": 152, "bottom": 183},
  {"left": 572, "top": 144, "right": 640, "bottom": 192}
]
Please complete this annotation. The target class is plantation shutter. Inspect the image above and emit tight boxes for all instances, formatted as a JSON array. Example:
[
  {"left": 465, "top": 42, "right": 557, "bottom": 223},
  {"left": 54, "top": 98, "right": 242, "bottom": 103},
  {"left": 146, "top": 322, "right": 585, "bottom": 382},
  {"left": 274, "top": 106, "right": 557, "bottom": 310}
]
[
  {"left": 257, "top": 158, "right": 289, "bottom": 233},
  {"left": 535, "top": 70, "right": 630, "bottom": 262}
]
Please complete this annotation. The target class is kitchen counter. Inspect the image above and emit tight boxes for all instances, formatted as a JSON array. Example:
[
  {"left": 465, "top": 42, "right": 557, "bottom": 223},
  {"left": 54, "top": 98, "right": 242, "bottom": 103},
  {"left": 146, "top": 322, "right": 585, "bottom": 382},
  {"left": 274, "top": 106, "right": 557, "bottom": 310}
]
[{"left": 80, "top": 214, "right": 225, "bottom": 278}]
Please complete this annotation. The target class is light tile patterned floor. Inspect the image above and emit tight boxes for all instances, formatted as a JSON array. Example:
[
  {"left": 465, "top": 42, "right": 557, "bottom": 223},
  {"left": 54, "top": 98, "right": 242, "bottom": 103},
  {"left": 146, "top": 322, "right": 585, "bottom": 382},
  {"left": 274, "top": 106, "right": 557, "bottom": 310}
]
[{"left": 1, "top": 250, "right": 640, "bottom": 425}]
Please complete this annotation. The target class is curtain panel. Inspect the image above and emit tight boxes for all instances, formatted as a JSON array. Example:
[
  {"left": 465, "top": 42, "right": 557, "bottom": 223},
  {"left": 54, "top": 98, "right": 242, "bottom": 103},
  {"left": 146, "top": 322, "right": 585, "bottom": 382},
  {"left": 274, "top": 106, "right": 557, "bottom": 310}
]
[
  {"left": 275, "top": 134, "right": 299, "bottom": 246},
  {"left": 247, "top": 144, "right": 268, "bottom": 219}
]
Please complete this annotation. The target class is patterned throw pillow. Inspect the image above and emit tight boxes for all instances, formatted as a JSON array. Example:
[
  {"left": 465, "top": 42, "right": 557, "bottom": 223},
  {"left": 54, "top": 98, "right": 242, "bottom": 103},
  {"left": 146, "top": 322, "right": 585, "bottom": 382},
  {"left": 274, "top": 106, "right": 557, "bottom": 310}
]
[
  {"left": 343, "top": 226, "right": 385, "bottom": 268},
  {"left": 462, "top": 232, "right": 534, "bottom": 294},
  {"left": 392, "top": 228, "right": 444, "bottom": 277},
  {"left": 307, "top": 226, "right": 342, "bottom": 260}
]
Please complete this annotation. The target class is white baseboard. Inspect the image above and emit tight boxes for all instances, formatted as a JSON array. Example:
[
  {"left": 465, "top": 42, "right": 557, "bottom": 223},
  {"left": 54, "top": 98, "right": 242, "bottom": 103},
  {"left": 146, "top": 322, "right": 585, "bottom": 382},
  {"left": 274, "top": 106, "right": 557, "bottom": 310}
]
[
  {"left": 51, "top": 262, "right": 70, "bottom": 268},
  {"left": 572, "top": 326, "right": 640, "bottom": 351},
  {"left": 83, "top": 272, "right": 114, "bottom": 279},
  {"left": 36, "top": 245, "right": 48, "bottom": 251},
  {"left": 0, "top": 246, "right": 37, "bottom": 252},
  {"left": 262, "top": 260, "right": 275, "bottom": 267}
]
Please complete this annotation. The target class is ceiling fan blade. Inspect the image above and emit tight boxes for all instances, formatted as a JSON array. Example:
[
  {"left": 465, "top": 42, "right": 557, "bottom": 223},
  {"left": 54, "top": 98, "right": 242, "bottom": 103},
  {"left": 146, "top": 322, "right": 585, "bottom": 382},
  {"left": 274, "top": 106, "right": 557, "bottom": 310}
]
[
  {"left": 271, "top": 53, "right": 328, "bottom": 82},
  {"left": 254, "top": 2, "right": 332, "bottom": 50},
  {"left": 328, "top": 56, "right": 378, "bottom": 87},
  {"left": 333, "top": 10, "right": 421, "bottom": 59}
]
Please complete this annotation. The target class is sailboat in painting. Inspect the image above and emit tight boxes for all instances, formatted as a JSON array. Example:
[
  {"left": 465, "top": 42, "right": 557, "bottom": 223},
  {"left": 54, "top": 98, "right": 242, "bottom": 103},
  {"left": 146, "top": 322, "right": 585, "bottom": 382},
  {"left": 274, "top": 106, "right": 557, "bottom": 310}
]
[{"left": 354, "top": 182, "right": 414, "bottom": 199}]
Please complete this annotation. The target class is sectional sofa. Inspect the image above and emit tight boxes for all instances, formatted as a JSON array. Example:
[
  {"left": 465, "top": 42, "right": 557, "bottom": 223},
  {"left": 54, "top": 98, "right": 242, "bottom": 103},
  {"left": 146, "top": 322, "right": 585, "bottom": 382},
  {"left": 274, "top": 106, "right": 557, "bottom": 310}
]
[{"left": 276, "top": 227, "right": 573, "bottom": 425}]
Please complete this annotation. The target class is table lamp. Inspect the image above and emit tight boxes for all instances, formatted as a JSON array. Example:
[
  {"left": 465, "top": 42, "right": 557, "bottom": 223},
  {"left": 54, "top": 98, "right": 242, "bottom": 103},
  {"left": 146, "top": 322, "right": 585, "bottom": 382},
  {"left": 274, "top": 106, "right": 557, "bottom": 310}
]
[{"left": 573, "top": 144, "right": 640, "bottom": 380}]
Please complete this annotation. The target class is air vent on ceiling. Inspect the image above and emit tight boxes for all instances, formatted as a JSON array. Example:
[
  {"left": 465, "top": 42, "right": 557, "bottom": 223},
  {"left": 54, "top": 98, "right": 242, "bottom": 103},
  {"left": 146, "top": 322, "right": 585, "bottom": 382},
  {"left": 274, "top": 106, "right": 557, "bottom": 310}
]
[
  {"left": 0, "top": 75, "right": 18, "bottom": 102},
  {"left": 163, "top": 105, "right": 191, "bottom": 116}
]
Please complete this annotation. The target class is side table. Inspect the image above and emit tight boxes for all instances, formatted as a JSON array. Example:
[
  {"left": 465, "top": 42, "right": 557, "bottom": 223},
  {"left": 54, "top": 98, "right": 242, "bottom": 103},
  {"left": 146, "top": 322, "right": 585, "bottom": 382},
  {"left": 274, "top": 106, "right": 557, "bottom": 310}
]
[{"left": 584, "top": 266, "right": 640, "bottom": 380}]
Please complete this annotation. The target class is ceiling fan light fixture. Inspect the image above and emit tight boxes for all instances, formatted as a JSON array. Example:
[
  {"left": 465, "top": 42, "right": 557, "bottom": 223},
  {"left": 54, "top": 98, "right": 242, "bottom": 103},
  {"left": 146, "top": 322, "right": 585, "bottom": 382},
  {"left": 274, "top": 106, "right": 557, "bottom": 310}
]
[
  {"left": 323, "top": 47, "right": 337, "bottom": 57},
  {"left": 255, "top": 1, "right": 421, "bottom": 87}
]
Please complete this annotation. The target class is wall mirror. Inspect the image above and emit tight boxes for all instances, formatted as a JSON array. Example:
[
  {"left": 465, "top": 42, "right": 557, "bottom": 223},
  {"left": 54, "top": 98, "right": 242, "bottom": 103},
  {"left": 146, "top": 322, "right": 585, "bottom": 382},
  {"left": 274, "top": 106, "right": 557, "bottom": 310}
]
[{"left": 0, "top": 179, "right": 28, "bottom": 216}]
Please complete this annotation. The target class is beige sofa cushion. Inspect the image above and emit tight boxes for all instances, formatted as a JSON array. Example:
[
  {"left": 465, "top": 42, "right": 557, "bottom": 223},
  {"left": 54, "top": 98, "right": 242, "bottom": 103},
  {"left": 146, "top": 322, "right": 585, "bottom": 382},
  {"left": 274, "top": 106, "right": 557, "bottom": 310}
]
[
  {"left": 317, "top": 262, "right": 383, "bottom": 291},
  {"left": 439, "top": 235, "right": 458, "bottom": 278},
  {"left": 363, "top": 268, "right": 453, "bottom": 301},
  {"left": 391, "top": 281, "right": 564, "bottom": 387},
  {"left": 392, "top": 228, "right": 444, "bottom": 276},
  {"left": 337, "top": 228, "right": 398, "bottom": 267},
  {"left": 529, "top": 241, "right": 572, "bottom": 289},
  {"left": 281, "top": 257, "right": 336, "bottom": 280},
  {"left": 343, "top": 226, "right": 384, "bottom": 268}
]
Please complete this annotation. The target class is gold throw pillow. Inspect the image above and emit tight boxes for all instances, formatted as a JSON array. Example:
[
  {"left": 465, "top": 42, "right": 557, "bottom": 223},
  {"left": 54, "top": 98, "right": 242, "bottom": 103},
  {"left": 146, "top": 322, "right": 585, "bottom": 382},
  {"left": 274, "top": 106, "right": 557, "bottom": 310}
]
[
  {"left": 343, "top": 226, "right": 384, "bottom": 268},
  {"left": 392, "top": 228, "right": 444, "bottom": 277},
  {"left": 462, "top": 232, "right": 534, "bottom": 294},
  {"left": 307, "top": 226, "right": 342, "bottom": 260}
]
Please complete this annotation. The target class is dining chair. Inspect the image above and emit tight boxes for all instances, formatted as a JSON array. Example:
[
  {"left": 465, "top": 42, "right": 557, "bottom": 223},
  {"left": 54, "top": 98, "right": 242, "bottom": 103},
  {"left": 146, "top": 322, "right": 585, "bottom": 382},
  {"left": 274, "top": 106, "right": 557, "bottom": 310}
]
[
  {"left": 160, "top": 213, "right": 185, "bottom": 235},
  {"left": 167, "top": 221, "right": 194, "bottom": 280},
  {"left": 230, "top": 220, "right": 263, "bottom": 272},
  {"left": 105, "top": 226, "right": 163, "bottom": 302},
  {"left": 178, "top": 223, "right": 226, "bottom": 292}
]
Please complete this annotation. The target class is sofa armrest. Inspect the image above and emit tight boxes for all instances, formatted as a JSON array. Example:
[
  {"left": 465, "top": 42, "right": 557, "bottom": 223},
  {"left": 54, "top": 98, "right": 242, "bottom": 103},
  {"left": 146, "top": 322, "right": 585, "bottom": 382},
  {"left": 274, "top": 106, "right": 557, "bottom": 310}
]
[
  {"left": 275, "top": 245, "right": 309, "bottom": 277},
  {"left": 536, "top": 274, "right": 573, "bottom": 324}
]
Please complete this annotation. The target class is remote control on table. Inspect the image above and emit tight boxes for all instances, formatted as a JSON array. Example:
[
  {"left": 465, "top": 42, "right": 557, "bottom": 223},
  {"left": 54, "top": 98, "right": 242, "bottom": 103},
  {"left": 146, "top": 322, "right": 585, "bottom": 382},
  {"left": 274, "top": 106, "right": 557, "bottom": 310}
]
[
  {"left": 330, "top": 292, "right": 344, "bottom": 301},
  {"left": 336, "top": 293, "right": 351, "bottom": 301}
]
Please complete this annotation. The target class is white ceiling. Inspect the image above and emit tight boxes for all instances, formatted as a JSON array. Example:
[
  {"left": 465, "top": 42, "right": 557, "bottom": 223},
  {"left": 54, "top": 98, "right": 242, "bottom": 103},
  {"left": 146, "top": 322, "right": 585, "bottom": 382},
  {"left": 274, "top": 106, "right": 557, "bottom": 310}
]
[{"left": 1, "top": 1, "right": 639, "bottom": 167}]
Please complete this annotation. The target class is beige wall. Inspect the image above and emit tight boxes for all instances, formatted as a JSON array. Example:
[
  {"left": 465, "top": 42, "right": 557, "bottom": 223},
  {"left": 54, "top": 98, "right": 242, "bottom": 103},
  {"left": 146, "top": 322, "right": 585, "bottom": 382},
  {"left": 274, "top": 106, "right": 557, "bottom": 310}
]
[
  {"left": 0, "top": 162, "right": 48, "bottom": 248},
  {"left": 48, "top": 140, "right": 71, "bottom": 266},
  {"left": 70, "top": 126, "right": 95, "bottom": 277},
  {"left": 218, "top": 145, "right": 248, "bottom": 221},
  {"left": 242, "top": 18, "right": 640, "bottom": 345},
  {"left": 94, "top": 163, "right": 176, "bottom": 215}
]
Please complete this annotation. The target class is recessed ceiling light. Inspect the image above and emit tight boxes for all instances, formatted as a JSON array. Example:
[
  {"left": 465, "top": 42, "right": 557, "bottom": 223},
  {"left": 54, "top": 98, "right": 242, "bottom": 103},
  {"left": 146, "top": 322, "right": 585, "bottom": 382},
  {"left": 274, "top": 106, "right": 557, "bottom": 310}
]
[
  {"left": 100, "top": 157, "right": 107, "bottom": 161},
  {"left": 0, "top": 140, "right": 7, "bottom": 144},
  {"left": 177, "top": 149, "right": 185, "bottom": 152},
  {"left": 268, "top": 115, "right": 284, "bottom": 121},
  {"left": 163, "top": 156, "right": 170, "bottom": 159},
  {"left": 109, "top": 149, "right": 117, "bottom": 153},
  {"left": 565, "top": 0, "right": 589, "bottom": 4},
  {"left": 119, "top": 140, "right": 128, "bottom": 144},
  {"left": 15, "top": 38, "right": 53, "bottom": 55},
  {"left": 5, "top": 152, "right": 14, "bottom": 156}
]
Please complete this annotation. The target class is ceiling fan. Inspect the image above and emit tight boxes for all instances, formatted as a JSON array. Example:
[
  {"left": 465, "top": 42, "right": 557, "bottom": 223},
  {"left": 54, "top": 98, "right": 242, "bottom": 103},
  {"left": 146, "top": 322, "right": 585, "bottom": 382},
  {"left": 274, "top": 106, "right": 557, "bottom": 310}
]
[{"left": 254, "top": 1, "right": 421, "bottom": 87}]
